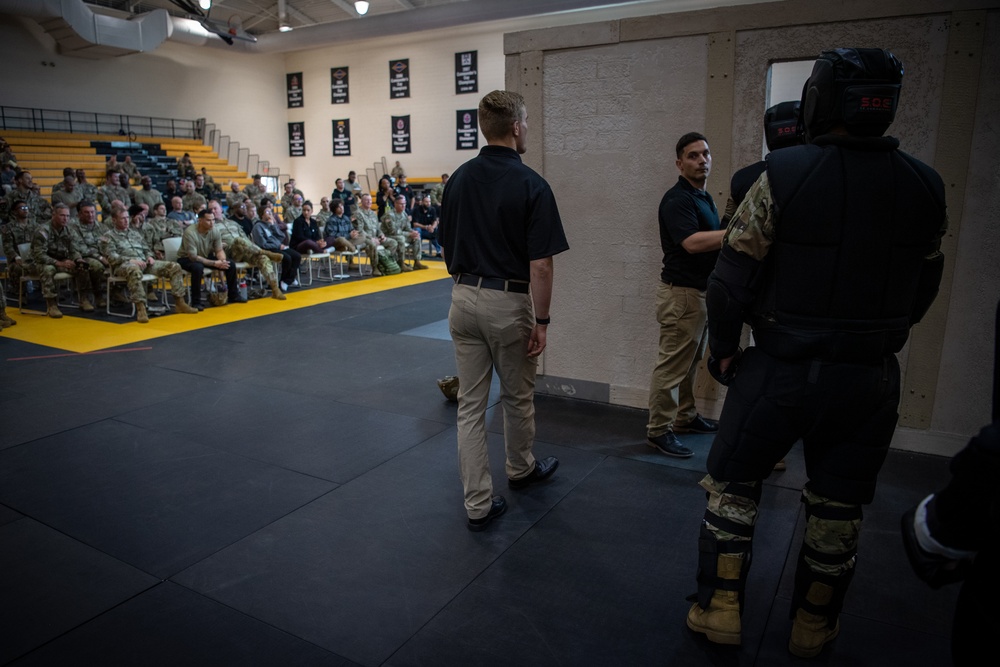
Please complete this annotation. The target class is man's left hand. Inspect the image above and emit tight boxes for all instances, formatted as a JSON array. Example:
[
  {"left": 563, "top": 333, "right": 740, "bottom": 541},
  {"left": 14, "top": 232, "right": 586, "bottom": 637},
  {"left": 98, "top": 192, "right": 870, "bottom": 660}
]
[{"left": 527, "top": 325, "right": 547, "bottom": 358}]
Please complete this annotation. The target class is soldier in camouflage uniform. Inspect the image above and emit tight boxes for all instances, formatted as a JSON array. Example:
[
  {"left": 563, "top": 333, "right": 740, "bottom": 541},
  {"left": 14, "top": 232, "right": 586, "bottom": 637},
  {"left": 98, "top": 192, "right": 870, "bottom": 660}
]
[
  {"left": 50, "top": 167, "right": 75, "bottom": 195},
  {"left": 74, "top": 169, "right": 99, "bottom": 205},
  {"left": 52, "top": 176, "right": 83, "bottom": 221},
  {"left": 182, "top": 180, "right": 207, "bottom": 212},
  {"left": 100, "top": 203, "right": 199, "bottom": 323},
  {"left": 68, "top": 200, "right": 110, "bottom": 310},
  {"left": 120, "top": 156, "right": 141, "bottom": 185},
  {"left": 2, "top": 197, "right": 38, "bottom": 294},
  {"left": 142, "top": 202, "right": 183, "bottom": 259},
  {"left": 97, "top": 171, "right": 132, "bottom": 223},
  {"left": 207, "top": 200, "right": 285, "bottom": 300},
  {"left": 133, "top": 176, "right": 164, "bottom": 210},
  {"left": 244, "top": 174, "right": 266, "bottom": 206},
  {"left": 225, "top": 181, "right": 244, "bottom": 210},
  {"left": 279, "top": 182, "right": 296, "bottom": 213},
  {"left": 283, "top": 193, "right": 303, "bottom": 226},
  {"left": 30, "top": 203, "right": 91, "bottom": 317},
  {"left": 381, "top": 194, "right": 425, "bottom": 271},
  {"left": 352, "top": 193, "right": 390, "bottom": 277},
  {"left": 430, "top": 173, "right": 448, "bottom": 206},
  {"left": 4, "top": 170, "right": 45, "bottom": 224}
]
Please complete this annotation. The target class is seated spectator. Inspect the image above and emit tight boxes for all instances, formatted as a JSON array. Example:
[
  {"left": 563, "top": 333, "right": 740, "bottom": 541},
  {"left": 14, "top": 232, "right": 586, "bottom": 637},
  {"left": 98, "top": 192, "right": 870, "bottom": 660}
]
[
  {"left": 324, "top": 199, "right": 359, "bottom": 253},
  {"left": 411, "top": 194, "right": 441, "bottom": 256},
  {"left": 283, "top": 193, "right": 303, "bottom": 226},
  {"left": 226, "top": 181, "right": 243, "bottom": 209},
  {"left": 345, "top": 171, "right": 364, "bottom": 210},
  {"left": 98, "top": 171, "right": 132, "bottom": 222},
  {"left": 290, "top": 200, "right": 329, "bottom": 254},
  {"left": 331, "top": 178, "right": 354, "bottom": 213},
  {"left": 2, "top": 197, "right": 39, "bottom": 295},
  {"left": 4, "top": 169, "right": 44, "bottom": 224},
  {"left": 0, "top": 138, "right": 15, "bottom": 167},
  {"left": 69, "top": 200, "right": 110, "bottom": 310},
  {"left": 51, "top": 167, "right": 75, "bottom": 195},
  {"left": 121, "top": 155, "right": 141, "bottom": 184},
  {"left": 51, "top": 175, "right": 83, "bottom": 221},
  {"left": 163, "top": 178, "right": 180, "bottom": 203},
  {"left": 393, "top": 174, "right": 414, "bottom": 208},
  {"left": 381, "top": 194, "right": 426, "bottom": 271},
  {"left": 200, "top": 167, "right": 220, "bottom": 194},
  {"left": 105, "top": 155, "right": 121, "bottom": 177},
  {"left": 166, "top": 195, "right": 196, "bottom": 226},
  {"left": 30, "top": 203, "right": 90, "bottom": 317},
  {"left": 431, "top": 173, "right": 448, "bottom": 206},
  {"left": 280, "top": 181, "right": 296, "bottom": 211},
  {"left": 208, "top": 200, "right": 286, "bottom": 300},
  {"left": 193, "top": 173, "right": 214, "bottom": 201},
  {"left": 176, "top": 207, "right": 244, "bottom": 309},
  {"left": 315, "top": 196, "right": 332, "bottom": 229},
  {"left": 227, "top": 198, "right": 255, "bottom": 237},
  {"left": 1, "top": 161, "right": 15, "bottom": 194},
  {"left": 245, "top": 174, "right": 267, "bottom": 205},
  {"left": 182, "top": 179, "right": 207, "bottom": 212},
  {"left": 178, "top": 152, "right": 196, "bottom": 178},
  {"left": 252, "top": 205, "right": 301, "bottom": 292},
  {"left": 101, "top": 202, "right": 198, "bottom": 322},
  {"left": 375, "top": 177, "right": 395, "bottom": 219},
  {"left": 390, "top": 160, "right": 404, "bottom": 181},
  {"left": 143, "top": 201, "right": 183, "bottom": 259},
  {"left": 73, "top": 169, "right": 98, "bottom": 205},
  {"left": 289, "top": 178, "right": 304, "bottom": 197},
  {"left": 352, "top": 192, "right": 391, "bottom": 277},
  {"left": 133, "top": 176, "right": 163, "bottom": 209}
]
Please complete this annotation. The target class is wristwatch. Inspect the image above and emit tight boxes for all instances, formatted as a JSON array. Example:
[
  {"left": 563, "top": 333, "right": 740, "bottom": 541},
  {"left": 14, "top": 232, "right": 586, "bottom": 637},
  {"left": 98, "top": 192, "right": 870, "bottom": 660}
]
[{"left": 536, "top": 316, "right": 551, "bottom": 325}]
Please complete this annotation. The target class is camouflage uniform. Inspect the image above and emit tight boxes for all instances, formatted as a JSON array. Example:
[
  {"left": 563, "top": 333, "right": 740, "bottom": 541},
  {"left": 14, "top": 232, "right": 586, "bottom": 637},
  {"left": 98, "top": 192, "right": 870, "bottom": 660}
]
[
  {"left": 2, "top": 218, "right": 38, "bottom": 290},
  {"left": 100, "top": 226, "right": 187, "bottom": 302},
  {"left": 214, "top": 216, "right": 278, "bottom": 285},
  {"left": 182, "top": 191, "right": 207, "bottom": 212},
  {"left": 225, "top": 189, "right": 244, "bottom": 210},
  {"left": 283, "top": 205, "right": 302, "bottom": 226},
  {"left": 51, "top": 189, "right": 83, "bottom": 221},
  {"left": 280, "top": 193, "right": 295, "bottom": 211},
  {"left": 354, "top": 206, "right": 396, "bottom": 261},
  {"left": 98, "top": 184, "right": 132, "bottom": 218},
  {"left": 69, "top": 219, "right": 110, "bottom": 304},
  {"left": 76, "top": 181, "right": 99, "bottom": 204},
  {"left": 244, "top": 183, "right": 266, "bottom": 206},
  {"left": 142, "top": 216, "right": 183, "bottom": 258},
  {"left": 133, "top": 188, "right": 164, "bottom": 209},
  {"left": 430, "top": 182, "right": 445, "bottom": 206},
  {"left": 381, "top": 208, "right": 421, "bottom": 266},
  {"left": 121, "top": 161, "right": 140, "bottom": 184},
  {"left": 30, "top": 222, "right": 87, "bottom": 299},
  {"left": 4, "top": 187, "right": 44, "bottom": 224}
]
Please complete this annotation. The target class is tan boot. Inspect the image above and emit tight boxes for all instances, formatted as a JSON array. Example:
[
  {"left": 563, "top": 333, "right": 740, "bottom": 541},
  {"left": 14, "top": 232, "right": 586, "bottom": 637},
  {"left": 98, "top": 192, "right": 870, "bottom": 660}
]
[
  {"left": 269, "top": 278, "right": 287, "bottom": 300},
  {"left": 686, "top": 554, "right": 743, "bottom": 645},
  {"left": 136, "top": 302, "right": 149, "bottom": 323},
  {"left": 371, "top": 266, "right": 383, "bottom": 277},
  {"left": 46, "top": 298, "right": 63, "bottom": 319},
  {"left": 0, "top": 306, "right": 15, "bottom": 328},
  {"left": 174, "top": 297, "right": 199, "bottom": 314},
  {"left": 263, "top": 250, "right": 284, "bottom": 263},
  {"left": 789, "top": 582, "right": 840, "bottom": 658},
  {"left": 401, "top": 262, "right": 413, "bottom": 272},
  {"left": 80, "top": 292, "right": 95, "bottom": 313},
  {"left": 413, "top": 260, "right": 428, "bottom": 270}
]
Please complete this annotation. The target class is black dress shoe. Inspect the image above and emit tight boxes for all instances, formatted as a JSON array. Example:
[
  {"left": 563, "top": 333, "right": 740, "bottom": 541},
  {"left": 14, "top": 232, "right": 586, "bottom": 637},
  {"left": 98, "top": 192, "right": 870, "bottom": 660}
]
[
  {"left": 229, "top": 293, "right": 249, "bottom": 304},
  {"left": 647, "top": 432, "right": 693, "bottom": 458},
  {"left": 508, "top": 456, "right": 559, "bottom": 490},
  {"left": 468, "top": 496, "right": 507, "bottom": 532},
  {"left": 673, "top": 414, "right": 719, "bottom": 434}
]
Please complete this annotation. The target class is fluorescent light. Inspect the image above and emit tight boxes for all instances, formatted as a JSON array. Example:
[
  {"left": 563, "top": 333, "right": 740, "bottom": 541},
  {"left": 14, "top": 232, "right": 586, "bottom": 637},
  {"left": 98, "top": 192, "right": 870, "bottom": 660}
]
[
  {"left": 278, "top": 23, "right": 293, "bottom": 32},
  {"left": 355, "top": 1, "right": 370, "bottom": 16},
  {"left": 198, "top": 0, "right": 212, "bottom": 10}
]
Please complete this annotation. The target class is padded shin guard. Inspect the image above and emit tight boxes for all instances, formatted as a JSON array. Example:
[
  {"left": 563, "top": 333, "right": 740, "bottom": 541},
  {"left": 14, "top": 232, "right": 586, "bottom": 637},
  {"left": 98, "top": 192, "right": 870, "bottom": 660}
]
[{"left": 696, "top": 480, "right": 761, "bottom": 611}]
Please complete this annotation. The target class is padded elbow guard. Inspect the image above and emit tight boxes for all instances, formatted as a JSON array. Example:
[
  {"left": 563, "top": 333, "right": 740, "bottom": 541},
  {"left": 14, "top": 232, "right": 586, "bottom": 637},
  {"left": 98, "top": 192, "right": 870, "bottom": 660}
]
[{"left": 707, "top": 247, "right": 762, "bottom": 359}]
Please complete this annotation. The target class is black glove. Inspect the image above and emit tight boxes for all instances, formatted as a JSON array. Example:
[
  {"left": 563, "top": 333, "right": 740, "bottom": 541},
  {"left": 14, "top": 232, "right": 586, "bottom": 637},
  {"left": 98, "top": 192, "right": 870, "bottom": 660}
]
[
  {"left": 707, "top": 348, "right": 742, "bottom": 386},
  {"left": 900, "top": 506, "right": 971, "bottom": 589}
]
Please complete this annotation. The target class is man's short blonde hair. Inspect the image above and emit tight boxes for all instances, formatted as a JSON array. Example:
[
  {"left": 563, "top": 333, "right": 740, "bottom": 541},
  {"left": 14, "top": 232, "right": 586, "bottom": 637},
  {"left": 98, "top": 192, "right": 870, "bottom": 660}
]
[{"left": 478, "top": 90, "right": 525, "bottom": 141}]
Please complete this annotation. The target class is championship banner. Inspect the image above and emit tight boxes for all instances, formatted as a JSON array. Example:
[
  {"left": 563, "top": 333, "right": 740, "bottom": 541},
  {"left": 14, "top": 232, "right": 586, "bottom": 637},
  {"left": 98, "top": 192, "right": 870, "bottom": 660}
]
[
  {"left": 288, "top": 122, "right": 306, "bottom": 157},
  {"left": 391, "top": 115, "right": 411, "bottom": 154},
  {"left": 331, "top": 67, "right": 349, "bottom": 104},
  {"left": 333, "top": 119, "right": 351, "bottom": 156},
  {"left": 456, "top": 109, "right": 478, "bottom": 150},
  {"left": 389, "top": 59, "right": 410, "bottom": 99},
  {"left": 455, "top": 51, "right": 478, "bottom": 95},
  {"left": 286, "top": 72, "right": 303, "bottom": 108}
]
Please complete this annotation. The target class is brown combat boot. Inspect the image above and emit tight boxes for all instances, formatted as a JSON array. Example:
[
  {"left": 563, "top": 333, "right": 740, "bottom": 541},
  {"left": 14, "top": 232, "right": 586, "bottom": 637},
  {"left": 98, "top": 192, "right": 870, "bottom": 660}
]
[
  {"left": 269, "top": 278, "right": 287, "bottom": 300},
  {"left": 789, "top": 582, "right": 840, "bottom": 658},
  {"left": 174, "top": 298, "right": 199, "bottom": 314},
  {"left": 400, "top": 262, "right": 413, "bottom": 272},
  {"left": 413, "top": 260, "right": 428, "bottom": 270},
  {"left": 263, "top": 250, "right": 284, "bottom": 263},
  {"left": 95, "top": 293, "right": 107, "bottom": 308},
  {"left": 686, "top": 554, "right": 743, "bottom": 645},
  {"left": 0, "top": 305, "right": 15, "bottom": 328},
  {"left": 136, "top": 302, "right": 149, "bottom": 323},
  {"left": 46, "top": 298, "right": 63, "bottom": 318},
  {"left": 80, "top": 292, "right": 95, "bottom": 313}
]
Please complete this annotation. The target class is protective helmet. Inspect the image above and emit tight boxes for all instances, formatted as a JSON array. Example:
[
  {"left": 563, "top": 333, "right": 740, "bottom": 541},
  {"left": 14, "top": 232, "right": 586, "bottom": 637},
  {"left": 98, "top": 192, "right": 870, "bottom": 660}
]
[
  {"left": 800, "top": 48, "right": 903, "bottom": 141},
  {"left": 763, "top": 100, "right": 801, "bottom": 151}
]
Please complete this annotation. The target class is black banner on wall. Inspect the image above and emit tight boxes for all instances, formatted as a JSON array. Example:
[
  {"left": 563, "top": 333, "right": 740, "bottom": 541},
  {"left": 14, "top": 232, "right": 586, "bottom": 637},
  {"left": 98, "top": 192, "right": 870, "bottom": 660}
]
[
  {"left": 389, "top": 59, "right": 410, "bottom": 99},
  {"left": 455, "top": 51, "right": 478, "bottom": 95},
  {"left": 331, "top": 67, "right": 349, "bottom": 104},
  {"left": 391, "top": 115, "right": 411, "bottom": 154},
  {"left": 288, "top": 122, "right": 306, "bottom": 157},
  {"left": 333, "top": 119, "right": 351, "bottom": 156},
  {"left": 456, "top": 110, "right": 478, "bottom": 150},
  {"left": 286, "top": 72, "right": 303, "bottom": 108}
]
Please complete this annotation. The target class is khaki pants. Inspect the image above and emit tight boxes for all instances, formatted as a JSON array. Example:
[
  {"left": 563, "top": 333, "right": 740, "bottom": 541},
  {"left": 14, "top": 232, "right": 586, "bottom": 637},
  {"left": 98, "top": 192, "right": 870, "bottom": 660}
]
[
  {"left": 449, "top": 283, "right": 537, "bottom": 518},
  {"left": 647, "top": 282, "right": 707, "bottom": 437}
]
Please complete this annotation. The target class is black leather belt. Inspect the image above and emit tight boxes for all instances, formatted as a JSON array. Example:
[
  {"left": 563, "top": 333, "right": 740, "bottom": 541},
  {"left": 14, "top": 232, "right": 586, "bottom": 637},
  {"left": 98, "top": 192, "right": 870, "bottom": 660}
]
[{"left": 454, "top": 273, "right": 530, "bottom": 293}]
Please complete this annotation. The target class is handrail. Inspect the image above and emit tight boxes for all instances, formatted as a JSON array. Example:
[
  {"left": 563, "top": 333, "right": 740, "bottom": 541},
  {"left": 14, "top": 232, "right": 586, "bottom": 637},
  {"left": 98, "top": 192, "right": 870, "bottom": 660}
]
[{"left": 0, "top": 106, "right": 201, "bottom": 140}]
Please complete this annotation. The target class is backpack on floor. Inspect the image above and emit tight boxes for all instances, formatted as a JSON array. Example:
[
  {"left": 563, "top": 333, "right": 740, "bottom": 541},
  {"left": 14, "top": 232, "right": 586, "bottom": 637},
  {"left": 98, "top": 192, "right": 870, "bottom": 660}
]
[{"left": 377, "top": 249, "right": 401, "bottom": 275}]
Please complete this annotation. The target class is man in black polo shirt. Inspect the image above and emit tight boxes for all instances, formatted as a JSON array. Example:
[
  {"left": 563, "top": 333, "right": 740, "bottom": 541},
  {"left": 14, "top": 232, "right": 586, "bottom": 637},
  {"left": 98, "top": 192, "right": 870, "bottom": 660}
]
[
  {"left": 440, "top": 89, "right": 570, "bottom": 532},
  {"left": 647, "top": 132, "right": 725, "bottom": 458}
]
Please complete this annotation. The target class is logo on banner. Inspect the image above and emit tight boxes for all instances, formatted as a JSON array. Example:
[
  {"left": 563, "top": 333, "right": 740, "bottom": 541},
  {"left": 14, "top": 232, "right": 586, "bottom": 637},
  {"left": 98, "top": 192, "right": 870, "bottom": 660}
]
[
  {"left": 461, "top": 53, "right": 472, "bottom": 67},
  {"left": 392, "top": 61, "right": 407, "bottom": 73},
  {"left": 333, "top": 69, "right": 346, "bottom": 81}
]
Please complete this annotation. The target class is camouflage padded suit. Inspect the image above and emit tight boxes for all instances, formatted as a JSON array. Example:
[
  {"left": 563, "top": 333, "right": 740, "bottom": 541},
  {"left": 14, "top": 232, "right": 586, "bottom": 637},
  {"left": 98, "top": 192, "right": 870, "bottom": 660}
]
[
  {"left": 99, "top": 225, "right": 188, "bottom": 305},
  {"left": 380, "top": 207, "right": 421, "bottom": 269}
]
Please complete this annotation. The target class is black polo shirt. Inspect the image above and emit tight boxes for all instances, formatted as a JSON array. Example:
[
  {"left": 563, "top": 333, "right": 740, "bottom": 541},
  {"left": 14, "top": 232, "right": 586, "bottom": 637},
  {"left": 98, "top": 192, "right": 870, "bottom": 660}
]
[
  {"left": 440, "top": 145, "right": 568, "bottom": 282},
  {"left": 658, "top": 176, "right": 720, "bottom": 289}
]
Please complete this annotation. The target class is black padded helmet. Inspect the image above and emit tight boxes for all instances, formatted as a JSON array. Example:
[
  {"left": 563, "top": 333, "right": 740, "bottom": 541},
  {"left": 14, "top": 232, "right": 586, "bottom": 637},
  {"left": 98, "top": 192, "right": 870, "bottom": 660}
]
[
  {"left": 800, "top": 48, "right": 903, "bottom": 141},
  {"left": 764, "top": 100, "right": 801, "bottom": 151}
]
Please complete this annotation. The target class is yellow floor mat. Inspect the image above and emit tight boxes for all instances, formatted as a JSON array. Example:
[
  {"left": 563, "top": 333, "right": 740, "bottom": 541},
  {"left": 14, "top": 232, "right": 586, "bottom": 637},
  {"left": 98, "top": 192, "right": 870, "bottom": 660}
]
[{"left": 2, "top": 264, "right": 449, "bottom": 354}]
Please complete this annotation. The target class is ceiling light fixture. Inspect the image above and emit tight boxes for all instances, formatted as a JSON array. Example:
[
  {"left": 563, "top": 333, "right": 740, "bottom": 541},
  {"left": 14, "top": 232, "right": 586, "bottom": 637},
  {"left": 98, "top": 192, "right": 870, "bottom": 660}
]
[
  {"left": 355, "top": 1, "right": 370, "bottom": 16},
  {"left": 278, "top": 23, "right": 293, "bottom": 32},
  {"left": 198, "top": 0, "right": 212, "bottom": 10}
]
